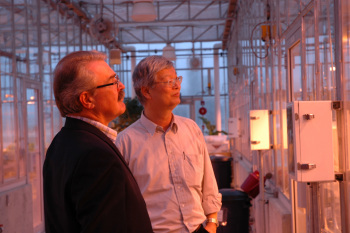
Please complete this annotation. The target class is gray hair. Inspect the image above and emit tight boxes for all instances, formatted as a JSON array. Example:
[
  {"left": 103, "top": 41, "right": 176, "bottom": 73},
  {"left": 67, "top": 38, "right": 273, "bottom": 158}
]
[
  {"left": 53, "top": 50, "right": 107, "bottom": 116},
  {"left": 132, "top": 55, "right": 174, "bottom": 104}
]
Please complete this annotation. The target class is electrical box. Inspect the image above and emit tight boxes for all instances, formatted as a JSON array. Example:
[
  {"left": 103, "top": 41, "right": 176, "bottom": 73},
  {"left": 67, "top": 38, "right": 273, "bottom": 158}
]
[
  {"left": 250, "top": 110, "right": 270, "bottom": 150},
  {"left": 228, "top": 117, "right": 239, "bottom": 138},
  {"left": 287, "top": 101, "right": 334, "bottom": 182}
]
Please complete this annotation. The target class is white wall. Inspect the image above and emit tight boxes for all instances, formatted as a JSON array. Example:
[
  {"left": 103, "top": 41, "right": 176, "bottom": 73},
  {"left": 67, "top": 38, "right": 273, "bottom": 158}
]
[{"left": 0, "top": 184, "right": 34, "bottom": 233}]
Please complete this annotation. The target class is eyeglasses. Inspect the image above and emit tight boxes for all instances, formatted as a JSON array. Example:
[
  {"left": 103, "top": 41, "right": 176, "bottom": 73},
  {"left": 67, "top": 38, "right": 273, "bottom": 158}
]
[
  {"left": 95, "top": 74, "right": 119, "bottom": 89},
  {"left": 153, "top": 76, "right": 183, "bottom": 87}
]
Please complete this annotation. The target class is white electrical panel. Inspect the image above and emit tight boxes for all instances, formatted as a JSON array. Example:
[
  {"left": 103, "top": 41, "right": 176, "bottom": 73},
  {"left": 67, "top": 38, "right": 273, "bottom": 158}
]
[
  {"left": 250, "top": 110, "right": 270, "bottom": 150},
  {"left": 287, "top": 101, "right": 334, "bottom": 182}
]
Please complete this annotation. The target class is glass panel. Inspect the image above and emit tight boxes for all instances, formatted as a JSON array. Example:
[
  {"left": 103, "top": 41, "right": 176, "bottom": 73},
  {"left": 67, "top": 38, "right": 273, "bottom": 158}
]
[
  {"left": 17, "top": 78, "right": 26, "bottom": 178},
  {"left": 273, "top": 37, "right": 290, "bottom": 198},
  {"left": 173, "top": 104, "right": 190, "bottom": 118},
  {"left": 281, "top": 0, "right": 301, "bottom": 29},
  {"left": 43, "top": 74, "right": 53, "bottom": 151},
  {"left": 304, "top": 10, "right": 316, "bottom": 101},
  {"left": 1, "top": 75, "right": 17, "bottom": 181},
  {"left": 287, "top": 106, "right": 295, "bottom": 176},
  {"left": 174, "top": 54, "right": 190, "bottom": 69},
  {"left": 281, "top": 108, "right": 290, "bottom": 199},
  {"left": 180, "top": 70, "right": 204, "bottom": 96},
  {"left": 318, "top": 0, "right": 335, "bottom": 100},
  {"left": 320, "top": 182, "right": 342, "bottom": 232},
  {"left": 294, "top": 181, "right": 307, "bottom": 233},
  {"left": 26, "top": 88, "right": 43, "bottom": 229},
  {"left": 290, "top": 41, "right": 303, "bottom": 101}
]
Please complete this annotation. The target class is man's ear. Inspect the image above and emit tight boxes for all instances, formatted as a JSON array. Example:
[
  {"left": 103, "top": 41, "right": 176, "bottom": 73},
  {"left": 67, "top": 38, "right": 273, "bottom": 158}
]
[
  {"left": 141, "top": 86, "right": 152, "bottom": 100},
  {"left": 79, "top": 91, "right": 95, "bottom": 109}
]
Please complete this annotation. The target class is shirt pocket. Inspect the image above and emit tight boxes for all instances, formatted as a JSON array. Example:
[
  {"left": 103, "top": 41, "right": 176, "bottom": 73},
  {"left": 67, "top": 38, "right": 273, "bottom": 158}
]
[{"left": 183, "top": 153, "right": 204, "bottom": 188}]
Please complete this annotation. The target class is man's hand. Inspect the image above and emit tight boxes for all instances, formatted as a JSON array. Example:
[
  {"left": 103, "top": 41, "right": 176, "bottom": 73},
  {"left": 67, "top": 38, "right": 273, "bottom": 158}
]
[
  {"left": 204, "top": 222, "right": 217, "bottom": 233},
  {"left": 205, "top": 212, "right": 218, "bottom": 233}
]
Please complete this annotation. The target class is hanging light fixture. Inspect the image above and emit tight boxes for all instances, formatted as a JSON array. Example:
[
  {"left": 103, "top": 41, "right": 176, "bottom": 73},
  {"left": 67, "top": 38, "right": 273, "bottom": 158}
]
[
  {"left": 162, "top": 43, "right": 176, "bottom": 61},
  {"left": 131, "top": 0, "right": 156, "bottom": 22},
  {"left": 109, "top": 48, "right": 121, "bottom": 65}
]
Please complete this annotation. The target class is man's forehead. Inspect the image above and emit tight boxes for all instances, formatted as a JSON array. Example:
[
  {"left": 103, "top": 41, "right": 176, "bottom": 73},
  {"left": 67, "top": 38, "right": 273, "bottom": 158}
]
[{"left": 156, "top": 68, "right": 176, "bottom": 79}]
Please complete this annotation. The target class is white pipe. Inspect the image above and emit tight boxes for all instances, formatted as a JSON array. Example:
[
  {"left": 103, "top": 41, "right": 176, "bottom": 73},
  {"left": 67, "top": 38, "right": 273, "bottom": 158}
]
[{"left": 214, "top": 43, "right": 221, "bottom": 133}]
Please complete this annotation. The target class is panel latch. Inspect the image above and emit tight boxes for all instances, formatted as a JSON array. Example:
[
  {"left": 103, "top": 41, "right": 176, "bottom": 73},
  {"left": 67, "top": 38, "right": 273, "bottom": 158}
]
[
  {"left": 297, "top": 163, "right": 316, "bottom": 170},
  {"left": 303, "top": 114, "right": 315, "bottom": 120}
]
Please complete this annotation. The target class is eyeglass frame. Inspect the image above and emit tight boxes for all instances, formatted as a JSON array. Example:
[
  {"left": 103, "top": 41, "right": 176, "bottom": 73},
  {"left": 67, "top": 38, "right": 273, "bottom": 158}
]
[
  {"left": 94, "top": 74, "right": 120, "bottom": 89},
  {"left": 153, "top": 76, "right": 183, "bottom": 87}
]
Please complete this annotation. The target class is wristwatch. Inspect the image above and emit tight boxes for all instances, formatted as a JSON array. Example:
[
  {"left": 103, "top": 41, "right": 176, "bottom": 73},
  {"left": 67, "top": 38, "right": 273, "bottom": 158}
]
[{"left": 206, "top": 218, "right": 219, "bottom": 227}]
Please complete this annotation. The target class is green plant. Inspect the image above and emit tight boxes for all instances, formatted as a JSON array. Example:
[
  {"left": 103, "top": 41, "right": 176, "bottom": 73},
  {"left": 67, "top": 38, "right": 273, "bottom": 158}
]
[
  {"left": 111, "top": 97, "right": 143, "bottom": 132},
  {"left": 199, "top": 116, "right": 227, "bottom": 135}
]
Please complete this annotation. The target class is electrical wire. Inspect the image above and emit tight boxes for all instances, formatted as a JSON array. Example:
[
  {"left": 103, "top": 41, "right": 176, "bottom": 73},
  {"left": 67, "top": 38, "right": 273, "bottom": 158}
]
[{"left": 250, "top": 21, "right": 272, "bottom": 59}]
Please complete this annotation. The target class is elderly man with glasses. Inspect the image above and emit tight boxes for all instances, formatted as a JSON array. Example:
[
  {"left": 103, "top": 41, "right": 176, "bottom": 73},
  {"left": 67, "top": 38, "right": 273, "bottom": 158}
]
[
  {"left": 43, "top": 51, "right": 153, "bottom": 233},
  {"left": 116, "top": 55, "right": 222, "bottom": 233}
]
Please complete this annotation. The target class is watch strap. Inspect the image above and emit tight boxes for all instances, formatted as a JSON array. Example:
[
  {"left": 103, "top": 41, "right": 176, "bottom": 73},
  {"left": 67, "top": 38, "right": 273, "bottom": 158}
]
[{"left": 206, "top": 218, "right": 219, "bottom": 227}]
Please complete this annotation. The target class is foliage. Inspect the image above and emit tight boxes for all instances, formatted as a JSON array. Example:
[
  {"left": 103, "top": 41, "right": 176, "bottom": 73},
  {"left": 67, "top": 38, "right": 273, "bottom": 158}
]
[
  {"left": 199, "top": 116, "right": 227, "bottom": 135},
  {"left": 111, "top": 97, "right": 143, "bottom": 132}
]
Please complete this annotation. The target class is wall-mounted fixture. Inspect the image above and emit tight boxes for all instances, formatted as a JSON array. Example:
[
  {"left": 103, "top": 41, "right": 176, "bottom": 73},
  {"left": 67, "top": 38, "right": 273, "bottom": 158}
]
[
  {"left": 287, "top": 101, "right": 334, "bottom": 182},
  {"left": 260, "top": 24, "right": 276, "bottom": 42},
  {"left": 162, "top": 43, "right": 176, "bottom": 61},
  {"left": 131, "top": 0, "right": 156, "bottom": 22},
  {"left": 249, "top": 110, "right": 270, "bottom": 150},
  {"left": 109, "top": 48, "right": 121, "bottom": 65}
]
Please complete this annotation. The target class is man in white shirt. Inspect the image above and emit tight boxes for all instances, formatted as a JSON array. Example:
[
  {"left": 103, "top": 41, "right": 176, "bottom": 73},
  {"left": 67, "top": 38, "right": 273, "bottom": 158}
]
[{"left": 116, "top": 55, "right": 222, "bottom": 233}]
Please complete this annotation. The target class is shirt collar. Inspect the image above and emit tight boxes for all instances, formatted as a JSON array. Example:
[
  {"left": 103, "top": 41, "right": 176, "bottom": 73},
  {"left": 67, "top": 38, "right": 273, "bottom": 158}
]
[
  {"left": 140, "top": 112, "right": 178, "bottom": 135},
  {"left": 67, "top": 115, "right": 118, "bottom": 143}
]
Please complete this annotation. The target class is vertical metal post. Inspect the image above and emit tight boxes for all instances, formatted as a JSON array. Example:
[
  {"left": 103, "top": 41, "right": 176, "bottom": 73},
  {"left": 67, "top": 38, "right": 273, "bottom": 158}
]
[
  {"left": 46, "top": 0, "right": 55, "bottom": 140},
  {"left": 307, "top": 183, "right": 320, "bottom": 233},
  {"left": 339, "top": 180, "right": 349, "bottom": 233},
  {"left": 314, "top": 0, "right": 321, "bottom": 100},
  {"left": 258, "top": 150, "right": 266, "bottom": 233},
  {"left": 334, "top": 0, "right": 349, "bottom": 232},
  {"left": 11, "top": 0, "right": 20, "bottom": 182},
  {"left": 301, "top": 15, "right": 307, "bottom": 100},
  {"left": 334, "top": 0, "right": 343, "bottom": 101}
]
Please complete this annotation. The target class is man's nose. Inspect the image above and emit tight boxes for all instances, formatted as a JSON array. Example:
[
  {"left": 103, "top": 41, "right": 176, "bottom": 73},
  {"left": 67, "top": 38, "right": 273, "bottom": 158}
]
[
  {"left": 118, "top": 81, "right": 125, "bottom": 90},
  {"left": 173, "top": 80, "right": 181, "bottom": 89}
]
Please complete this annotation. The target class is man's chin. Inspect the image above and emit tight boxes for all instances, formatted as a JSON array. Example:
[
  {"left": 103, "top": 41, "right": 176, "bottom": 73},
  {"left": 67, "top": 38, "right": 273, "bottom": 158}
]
[
  {"left": 174, "top": 98, "right": 181, "bottom": 105},
  {"left": 169, "top": 100, "right": 180, "bottom": 110},
  {"left": 120, "top": 102, "right": 126, "bottom": 114}
]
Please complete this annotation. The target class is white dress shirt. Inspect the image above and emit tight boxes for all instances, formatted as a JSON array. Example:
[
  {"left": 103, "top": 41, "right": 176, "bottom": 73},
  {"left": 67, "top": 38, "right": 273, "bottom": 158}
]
[
  {"left": 116, "top": 113, "right": 222, "bottom": 233},
  {"left": 67, "top": 115, "right": 118, "bottom": 143}
]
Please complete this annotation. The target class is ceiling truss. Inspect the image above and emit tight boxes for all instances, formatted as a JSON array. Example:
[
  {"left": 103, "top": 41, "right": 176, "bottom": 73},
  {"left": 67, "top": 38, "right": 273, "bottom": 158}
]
[{"left": 0, "top": 0, "right": 238, "bottom": 54}]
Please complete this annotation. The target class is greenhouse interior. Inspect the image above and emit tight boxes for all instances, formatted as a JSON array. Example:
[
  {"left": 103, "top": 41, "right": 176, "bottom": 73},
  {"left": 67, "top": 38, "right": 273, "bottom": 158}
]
[{"left": 1, "top": 0, "right": 350, "bottom": 232}]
